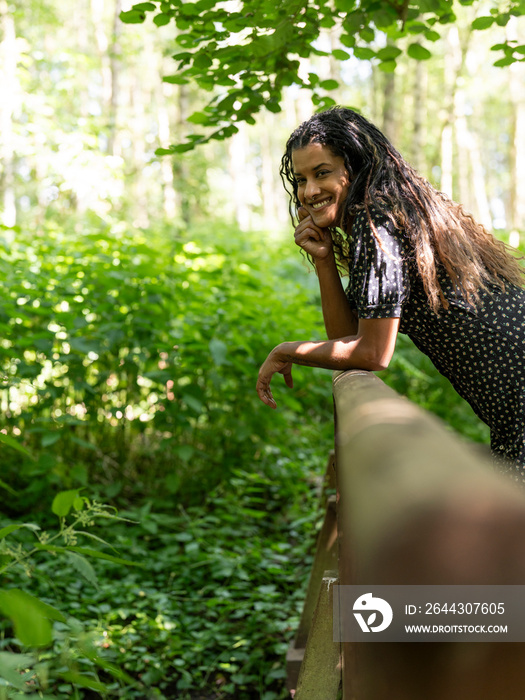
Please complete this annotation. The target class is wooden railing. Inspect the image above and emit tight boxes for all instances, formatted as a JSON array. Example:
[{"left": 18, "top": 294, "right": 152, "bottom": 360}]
[{"left": 286, "top": 369, "right": 525, "bottom": 700}]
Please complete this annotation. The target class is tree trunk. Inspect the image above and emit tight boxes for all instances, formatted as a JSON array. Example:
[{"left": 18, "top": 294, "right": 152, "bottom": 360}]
[
  {"left": 454, "top": 87, "right": 471, "bottom": 210},
  {"left": 382, "top": 71, "right": 397, "bottom": 143},
  {"left": 157, "top": 82, "right": 177, "bottom": 220},
  {"left": 412, "top": 60, "right": 427, "bottom": 175},
  {"left": 174, "top": 85, "right": 191, "bottom": 225},
  {"left": 439, "top": 24, "right": 472, "bottom": 201},
  {"left": 467, "top": 131, "right": 492, "bottom": 229},
  {"left": 440, "top": 26, "right": 461, "bottom": 197},
  {"left": 108, "top": 0, "right": 122, "bottom": 156},
  {"left": 508, "top": 18, "right": 525, "bottom": 233},
  {"left": 228, "top": 122, "right": 251, "bottom": 231},
  {"left": 0, "top": 0, "right": 17, "bottom": 229},
  {"left": 130, "top": 73, "right": 149, "bottom": 228}
]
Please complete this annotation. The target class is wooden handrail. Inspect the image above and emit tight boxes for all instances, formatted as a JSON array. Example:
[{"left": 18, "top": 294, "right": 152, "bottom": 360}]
[{"left": 288, "top": 369, "right": 525, "bottom": 700}]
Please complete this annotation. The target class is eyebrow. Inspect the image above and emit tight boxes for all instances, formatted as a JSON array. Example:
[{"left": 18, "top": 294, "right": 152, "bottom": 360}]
[{"left": 293, "top": 162, "right": 332, "bottom": 177}]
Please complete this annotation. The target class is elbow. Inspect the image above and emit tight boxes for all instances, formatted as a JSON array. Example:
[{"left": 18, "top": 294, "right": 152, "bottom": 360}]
[
  {"left": 374, "top": 360, "right": 390, "bottom": 372},
  {"left": 346, "top": 346, "right": 392, "bottom": 372},
  {"left": 364, "top": 356, "right": 390, "bottom": 372}
]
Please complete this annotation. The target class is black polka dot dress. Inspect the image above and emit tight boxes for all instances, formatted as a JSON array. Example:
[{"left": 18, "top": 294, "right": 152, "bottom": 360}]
[{"left": 344, "top": 208, "right": 525, "bottom": 483}]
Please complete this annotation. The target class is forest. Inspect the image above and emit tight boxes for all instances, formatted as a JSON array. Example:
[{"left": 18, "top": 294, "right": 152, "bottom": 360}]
[{"left": 0, "top": 0, "right": 524, "bottom": 697}]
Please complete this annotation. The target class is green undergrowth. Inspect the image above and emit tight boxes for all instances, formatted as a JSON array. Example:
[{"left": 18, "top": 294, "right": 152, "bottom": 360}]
[{"left": 1, "top": 461, "right": 326, "bottom": 699}]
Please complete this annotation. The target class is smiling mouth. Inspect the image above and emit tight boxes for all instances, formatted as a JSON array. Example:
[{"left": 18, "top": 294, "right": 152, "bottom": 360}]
[{"left": 310, "top": 197, "right": 332, "bottom": 210}]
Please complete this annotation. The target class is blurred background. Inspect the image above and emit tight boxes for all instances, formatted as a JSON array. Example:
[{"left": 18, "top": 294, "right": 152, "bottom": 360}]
[{"left": 0, "top": 1, "right": 523, "bottom": 698}]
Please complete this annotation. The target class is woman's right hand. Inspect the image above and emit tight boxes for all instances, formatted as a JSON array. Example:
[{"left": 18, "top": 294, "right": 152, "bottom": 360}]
[{"left": 294, "top": 207, "right": 333, "bottom": 262}]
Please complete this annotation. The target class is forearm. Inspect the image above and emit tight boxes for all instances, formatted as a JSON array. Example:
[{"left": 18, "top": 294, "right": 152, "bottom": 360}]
[
  {"left": 257, "top": 318, "right": 400, "bottom": 408},
  {"left": 278, "top": 336, "right": 388, "bottom": 373},
  {"left": 315, "top": 253, "right": 358, "bottom": 339}
]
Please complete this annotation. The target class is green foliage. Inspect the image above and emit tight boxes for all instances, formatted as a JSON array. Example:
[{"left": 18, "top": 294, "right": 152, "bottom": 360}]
[
  {"left": 0, "top": 218, "right": 334, "bottom": 510},
  {"left": 13, "top": 465, "right": 325, "bottom": 699},
  {"left": 120, "top": 0, "right": 525, "bottom": 150},
  {"left": 0, "top": 492, "right": 144, "bottom": 698}
]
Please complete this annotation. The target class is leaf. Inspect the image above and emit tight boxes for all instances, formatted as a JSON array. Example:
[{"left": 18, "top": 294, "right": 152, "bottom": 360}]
[
  {"left": 68, "top": 337, "right": 101, "bottom": 355},
  {"left": 162, "top": 74, "right": 189, "bottom": 84},
  {"left": 52, "top": 489, "right": 81, "bottom": 517},
  {"left": 266, "top": 100, "right": 282, "bottom": 113},
  {"left": 153, "top": 13, "right": 171, "bottom": 26},
  {"left": 373, "top": 9, "right": 397, "bottom": 28},
  {"left": 70, "top": 436, "right": 97, "bottom": 451},
  {"left": 0, "top": 478, "right": 18, "bottom": 496},
  {"left": 194, "top": 54, "right": 213, "bottom": 69},
  {"left": 73, "top": 496, "right": 84, "bottom": 510},
  {"left": 335, "top": 0, "right": 355, "bottom": 10},
  {"left": 41, "top": 431, "right": 61, "bottom": 447},
  {"left": 119, "top": 10, "right": 146, "bottom": 23},
  {"left": 209, "top": 338, "right": 227, "bottom": 366},
  {"left": 332, "top": 49, "right": 350, "bottom": 60},
  {"left": 495, "top": 13, "right": 510, "bottom": 26},
  {"left": 0, "top": 652, "right": 36, "bottom": 691},
  {"left": 76, "top": 530, "right": 119, "bottom": 552},
  {"left": 353, "top": 47, "right": 375, "bottom": 60},
  {"left": 58, "top": 671, "right": 107, "bottom": 692},
  {"left": 472, "top": 16, "right": 494, "bottom": 30},
  {"left": 132, "top": 2, "right": 155, "bottom": 9},
  {"left": 0, "top": 523, "right": 40, "bottom": 540},
  {"left": 0, "top": 589, "right": 66, "bottom": 647},
  {"left": 340, "top": 34, "right": 356, "bottom": 48},
  {"left": 66, "top": 551, "right": 99, "bottom": 588},
  {"left": 34, "top": 544, "right": 145, "bottom": 567},
  {"left": 407, "top": 43, "right": 432, "bottom": 60},
  {"left": 174, "top": 445, "right": 195, "bottom": 462},
  {"left": 376, "top": 46, "right": 402, "bottom": 60},
  {"left": 183, "top": 394, "right": 204, "bottom": 413},
  {"left": 77, "top": 640, "right": 136, "bottom": 685},
  {"left": 319, "top": 79, "right": 339, "bottom": 90},
  {"left": 0, "top": 432, "right": 34, "bottom": 459},
  {"left": 186, "top": 111, "right": 211, "bottom": 125}
]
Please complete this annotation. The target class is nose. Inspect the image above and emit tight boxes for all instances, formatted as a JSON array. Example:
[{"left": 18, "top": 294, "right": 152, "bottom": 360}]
[{"left": 304, "top": 178, "right": 321, "bottom": 201}]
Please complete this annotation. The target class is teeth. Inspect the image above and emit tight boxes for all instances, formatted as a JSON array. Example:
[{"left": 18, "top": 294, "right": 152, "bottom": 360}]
[{"left": 312, "top": 198, "right": 331, "bottom": 209}]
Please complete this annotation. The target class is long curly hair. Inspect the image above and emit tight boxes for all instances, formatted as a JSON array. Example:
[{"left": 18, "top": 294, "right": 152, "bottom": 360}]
[{"left": 280, "top": 106, "right": 524, "bottom": 312}]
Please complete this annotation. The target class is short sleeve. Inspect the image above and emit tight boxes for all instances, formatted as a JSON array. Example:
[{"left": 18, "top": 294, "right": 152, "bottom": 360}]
[{"left": 345, "top": 209, "right": 410, "bottom": 319}]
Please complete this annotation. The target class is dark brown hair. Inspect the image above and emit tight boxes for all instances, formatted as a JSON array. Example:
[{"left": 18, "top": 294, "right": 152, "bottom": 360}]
[{"left": 280, "top": 106, "right": 524, "bottom": 312}]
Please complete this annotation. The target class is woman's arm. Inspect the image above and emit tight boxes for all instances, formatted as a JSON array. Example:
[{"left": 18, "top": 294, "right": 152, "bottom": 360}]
[
  {"left": 294, "top": 208, "right": 357, "bottom": 338},
  {"left": 315, "top": 254, "right": 358, "bottom": 338},
  {"left": 256, "top": 317, "right": 400, "bottom": 409}
]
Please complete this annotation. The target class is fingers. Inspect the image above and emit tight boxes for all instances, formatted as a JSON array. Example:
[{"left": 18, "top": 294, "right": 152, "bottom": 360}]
[
  {"left": 257, "top": 360, "right": 294, "bottom": 409},
  {"left": 280, "top": 365, "right": 294, "bottom": 389},
  {"left": 298, "top": 206, "right": 308, "bottom": 222},
  {"left": 294, "top": 217, "right": 325, "bottom": 243},
  {"left": 256, "top": 378, "right": 277, "bottom": 409}
]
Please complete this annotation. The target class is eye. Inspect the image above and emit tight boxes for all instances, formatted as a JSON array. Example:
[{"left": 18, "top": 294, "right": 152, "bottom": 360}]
[
  {"left": 317, "top": 170, "right": 330, "bottom": 177},
  {"left": 295, "top": 178, "right": 306, "bottom": 186}
]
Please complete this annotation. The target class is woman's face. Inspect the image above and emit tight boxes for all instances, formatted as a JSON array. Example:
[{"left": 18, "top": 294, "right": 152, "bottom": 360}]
[{"left": 292, "top": 142, "right": 350, "bottom": 228}]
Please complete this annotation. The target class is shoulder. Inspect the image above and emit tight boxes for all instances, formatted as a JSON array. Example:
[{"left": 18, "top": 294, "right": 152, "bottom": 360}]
[
  {"left": 351, "top": 205, "right": 407, "bottom": 255},
  {"left": 351, "top": 206, "right": 397, "bottom": 237}
]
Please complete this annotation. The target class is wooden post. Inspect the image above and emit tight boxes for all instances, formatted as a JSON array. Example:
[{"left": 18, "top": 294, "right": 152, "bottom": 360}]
[
  {"left": 333, "top": 369, "right": 525, "bottom": 700},
  {"left": 287, "top": 454, "right": 339, "bottom": 692},
  {"left": 293, "top": 572, "right": 341, "bottom": 700}
]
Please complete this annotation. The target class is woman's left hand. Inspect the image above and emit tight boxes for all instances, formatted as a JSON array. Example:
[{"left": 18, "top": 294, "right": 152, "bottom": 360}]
[{"left": 256, "top": 345, "right": 294, "bottom": 409}]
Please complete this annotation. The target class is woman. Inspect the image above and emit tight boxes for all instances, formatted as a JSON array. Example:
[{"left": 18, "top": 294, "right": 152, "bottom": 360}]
[{"left": 256, "top": 106, "right": 525, "bottom": 480}]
